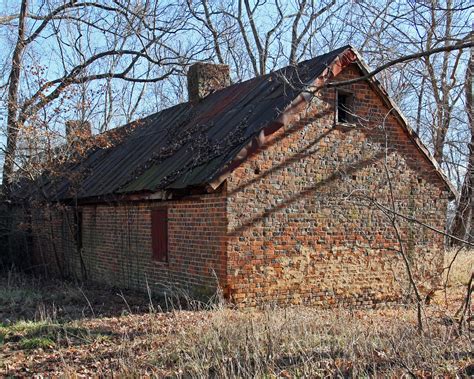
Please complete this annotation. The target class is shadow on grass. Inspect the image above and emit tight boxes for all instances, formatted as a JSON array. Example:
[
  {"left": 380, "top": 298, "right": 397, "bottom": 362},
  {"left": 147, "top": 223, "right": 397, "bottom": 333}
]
[{"left": 0, "top": 269, "right": 183, "bottom": 324}]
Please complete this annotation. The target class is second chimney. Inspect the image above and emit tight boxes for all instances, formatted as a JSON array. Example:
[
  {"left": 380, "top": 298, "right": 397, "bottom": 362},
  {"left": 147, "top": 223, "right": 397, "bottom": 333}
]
[{"left": 187, "top": 63, "right": 230, "bottom": 102}]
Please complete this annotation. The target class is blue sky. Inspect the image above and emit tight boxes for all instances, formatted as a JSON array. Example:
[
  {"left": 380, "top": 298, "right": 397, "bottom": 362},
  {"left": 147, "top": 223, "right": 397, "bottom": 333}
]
[{"left": 0, "top": 0, "right": 471, "bottom": 185}]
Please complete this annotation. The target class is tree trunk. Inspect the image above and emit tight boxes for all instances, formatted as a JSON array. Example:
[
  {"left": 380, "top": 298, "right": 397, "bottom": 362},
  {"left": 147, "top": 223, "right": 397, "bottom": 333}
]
[
  {"left": 2, "top": 0, "right": 28, "bottom": 199},
  {"left": 451, "top": 47, "right": 473, "bottom": 243}
]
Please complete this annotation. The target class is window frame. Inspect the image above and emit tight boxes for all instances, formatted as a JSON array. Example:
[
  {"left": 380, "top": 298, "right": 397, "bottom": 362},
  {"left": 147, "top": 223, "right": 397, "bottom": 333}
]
[{"left": 151, "top": 207, "right": 169, "bottom": 263}]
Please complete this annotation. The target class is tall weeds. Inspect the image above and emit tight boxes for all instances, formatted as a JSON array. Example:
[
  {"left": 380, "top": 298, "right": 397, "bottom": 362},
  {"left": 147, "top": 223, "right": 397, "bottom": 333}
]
[{"left": 155, "top": 306, "right": 471, "bottom": 377}]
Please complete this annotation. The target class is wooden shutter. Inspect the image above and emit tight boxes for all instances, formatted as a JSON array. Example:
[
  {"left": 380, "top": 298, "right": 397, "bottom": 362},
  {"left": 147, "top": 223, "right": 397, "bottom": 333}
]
[{"left": 151, "top": 208, "right": 168, "bottom": 262}]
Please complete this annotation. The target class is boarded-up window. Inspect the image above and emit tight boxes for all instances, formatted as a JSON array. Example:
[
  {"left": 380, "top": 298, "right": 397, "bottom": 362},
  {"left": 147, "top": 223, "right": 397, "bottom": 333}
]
[{"left": 151, "top": 208, "right": 168, "bottom": 262}]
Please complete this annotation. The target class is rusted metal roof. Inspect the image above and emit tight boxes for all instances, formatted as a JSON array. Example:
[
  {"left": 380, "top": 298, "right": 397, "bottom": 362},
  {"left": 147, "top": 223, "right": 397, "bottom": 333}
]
[
  {"left": 25, "top": 46, "right": 350, "bottom": 201},
  {"left": 16, "top": 45, "right": 456, "bottom": 201}
]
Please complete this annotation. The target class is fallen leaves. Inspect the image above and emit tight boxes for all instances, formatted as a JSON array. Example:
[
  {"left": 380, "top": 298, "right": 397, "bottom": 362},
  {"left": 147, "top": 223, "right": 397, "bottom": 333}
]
[
  {"left": 0, "top": 311, "right": 213, "bottom": 376},
  {"left": 0, "top": 271, "right": 471, "bottom": 377}
]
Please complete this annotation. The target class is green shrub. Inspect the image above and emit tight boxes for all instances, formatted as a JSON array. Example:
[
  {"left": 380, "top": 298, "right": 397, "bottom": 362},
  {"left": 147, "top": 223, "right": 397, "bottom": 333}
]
[{"left": 19, "top": 337, "right": 55, "bottom": 350}]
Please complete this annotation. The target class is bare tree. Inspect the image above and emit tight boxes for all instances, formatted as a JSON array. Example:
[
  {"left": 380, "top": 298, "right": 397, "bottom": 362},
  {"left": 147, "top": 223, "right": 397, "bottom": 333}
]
[
  {"left": 0, "top": 0, "right": 197, "bottom": 197},
  {"left": 186, "top": 0, "right": 341, "bottom": 78},
  {"left": 344, "top": 1, "right": 471, "bottom": 185},
  {"left": 451, "top": 47, "right": 473, "bottom": 241}
]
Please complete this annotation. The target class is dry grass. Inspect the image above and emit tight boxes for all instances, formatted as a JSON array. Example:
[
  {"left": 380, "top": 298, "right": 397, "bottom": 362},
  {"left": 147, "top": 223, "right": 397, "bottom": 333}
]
[
  {"left": 0, "top": 270, "right": 162, "bottom": 323},
  {"left": 0, "top": 250, "right": 472, "bottom": 377},
  {"left": 444, "top": 248, "right": 473, "bottom": 287},
  {"left": 156, "top": 306, "right": 471, "bottom": 378}
]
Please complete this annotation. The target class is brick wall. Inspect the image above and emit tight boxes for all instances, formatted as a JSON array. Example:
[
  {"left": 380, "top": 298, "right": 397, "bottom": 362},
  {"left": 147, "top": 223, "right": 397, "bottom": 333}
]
[
  {"left": 225, "top": 63, "right": 450, "bottom": 307},
  {"left": 30, "top": 205, "right": 77, "bottom": 276},
  {"left": 31, "top": 192, "right": 227, "bottom": 297}
]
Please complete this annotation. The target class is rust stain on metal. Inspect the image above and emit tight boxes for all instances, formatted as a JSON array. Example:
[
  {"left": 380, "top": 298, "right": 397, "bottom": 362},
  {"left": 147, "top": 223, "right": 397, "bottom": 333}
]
[{"left": 16, "top": 45, "right": 455, "bottom": 202}]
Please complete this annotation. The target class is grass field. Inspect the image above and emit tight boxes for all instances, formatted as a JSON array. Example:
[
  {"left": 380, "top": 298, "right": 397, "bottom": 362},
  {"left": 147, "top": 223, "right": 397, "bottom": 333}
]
[{"left": 0, "top": 249, "right": 472, "bottom": 377}]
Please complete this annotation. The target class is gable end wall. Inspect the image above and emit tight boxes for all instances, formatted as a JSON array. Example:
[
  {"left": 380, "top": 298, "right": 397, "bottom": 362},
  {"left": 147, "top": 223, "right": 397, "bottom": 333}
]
[{"left": 225, "top": 64, "right": 450, "bottom": 307}]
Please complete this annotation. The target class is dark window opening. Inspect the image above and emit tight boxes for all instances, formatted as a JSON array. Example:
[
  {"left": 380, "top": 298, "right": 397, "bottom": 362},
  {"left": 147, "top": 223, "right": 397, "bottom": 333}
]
[
  {"left": 151, "top": 208, "right": 168, "bottom": 262},
  {"left": 337, "top": 91, "right": 354, "bottom": 123}
]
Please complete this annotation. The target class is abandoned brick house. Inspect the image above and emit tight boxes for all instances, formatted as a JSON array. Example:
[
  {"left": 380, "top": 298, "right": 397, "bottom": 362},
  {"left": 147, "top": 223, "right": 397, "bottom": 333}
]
[{"left": 15, "top": 45, "right": 456, "bottom": 306}]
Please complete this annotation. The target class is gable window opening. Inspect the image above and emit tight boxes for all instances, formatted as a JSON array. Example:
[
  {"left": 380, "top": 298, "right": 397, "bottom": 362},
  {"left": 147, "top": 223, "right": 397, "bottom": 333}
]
[
  {"left": 336, "top": 90, "right": 355, "bottom": 124},
  {"left": 151, "top": 208, "right": 168, "bottom": 262}
]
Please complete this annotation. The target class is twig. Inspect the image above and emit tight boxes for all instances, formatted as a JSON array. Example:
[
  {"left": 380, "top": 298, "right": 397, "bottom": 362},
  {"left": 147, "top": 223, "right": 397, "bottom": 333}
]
[
  {"left": 443, "top": 245, "right": 465, "bottom": 305},
  {"left": 79, "top": 287, "right": 95, "bottom": 318},
  {"left": 117, "top": 290, "right": 132, "bottom": 314},
  {"left": 456, "top": 272, "right": 473, "bottom": 334}
]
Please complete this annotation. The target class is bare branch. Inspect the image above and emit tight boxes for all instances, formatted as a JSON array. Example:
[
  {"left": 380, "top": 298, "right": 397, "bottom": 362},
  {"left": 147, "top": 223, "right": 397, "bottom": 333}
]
[{"left": 326, "top": 39, "right": 473, "bottom": 88}]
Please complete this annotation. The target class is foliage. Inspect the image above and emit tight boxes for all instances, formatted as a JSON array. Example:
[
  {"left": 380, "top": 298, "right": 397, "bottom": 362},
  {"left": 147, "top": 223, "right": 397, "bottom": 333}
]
[{"left": 19, "top": 337, "right": 55, "bottom": 350}]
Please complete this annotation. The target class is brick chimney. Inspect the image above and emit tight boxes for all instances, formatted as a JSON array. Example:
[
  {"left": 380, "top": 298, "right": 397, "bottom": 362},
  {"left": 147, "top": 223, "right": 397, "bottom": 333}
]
[
  {"left": 65, "top": 120, "right": 92, "bottom": 144},
  {"left": 187, "top": 63, "right": 230, "bottom": 102}
]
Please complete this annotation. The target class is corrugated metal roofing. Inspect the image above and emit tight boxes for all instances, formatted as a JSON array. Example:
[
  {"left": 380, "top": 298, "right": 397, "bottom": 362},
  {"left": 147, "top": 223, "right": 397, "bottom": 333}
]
[{"left": 30, "top": 46, "right": 351, "bottom": 201}]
